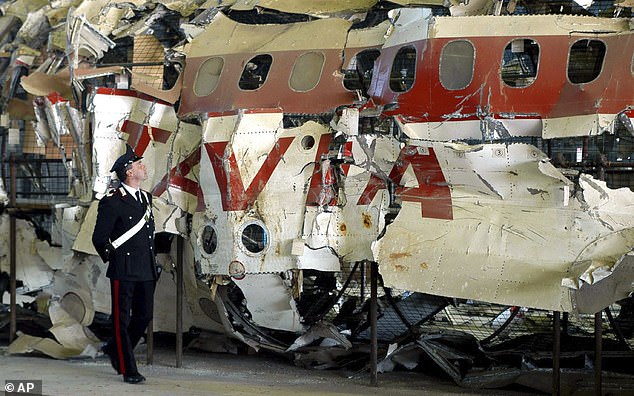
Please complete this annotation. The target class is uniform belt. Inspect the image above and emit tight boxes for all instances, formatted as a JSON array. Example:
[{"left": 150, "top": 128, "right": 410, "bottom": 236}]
[{"left": 111, "top": 205, "right": 152, "bottom": 249}]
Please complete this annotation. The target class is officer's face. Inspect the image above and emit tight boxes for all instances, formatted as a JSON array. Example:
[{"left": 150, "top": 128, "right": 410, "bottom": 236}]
[{"left": 127, "top": 160, "right": 147, "bottom": 183}]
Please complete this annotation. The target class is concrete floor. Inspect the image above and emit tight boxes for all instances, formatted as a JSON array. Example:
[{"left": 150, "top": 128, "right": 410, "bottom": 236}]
[{"left": 0, "top": 344, "right": 538, "bottom": 396}]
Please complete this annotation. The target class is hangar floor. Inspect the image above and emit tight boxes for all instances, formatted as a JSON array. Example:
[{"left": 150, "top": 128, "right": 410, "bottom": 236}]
[{"left": 0, "top": 343, "right": 537, "bottom": 396}]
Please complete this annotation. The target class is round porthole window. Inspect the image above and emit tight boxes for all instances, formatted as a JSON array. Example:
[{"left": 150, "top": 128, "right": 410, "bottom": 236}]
[
  {"left": 301, "top": 135, "right": 315, "bottom": 150},
  {"left": 201, "top": 225, "right": 218, "bottom": 255},
  {"left": 241, "top": 223, "right": 268, "bottom": 254}
]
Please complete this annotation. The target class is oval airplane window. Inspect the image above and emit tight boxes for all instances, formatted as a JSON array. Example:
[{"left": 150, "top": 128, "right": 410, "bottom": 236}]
[
  {"left": 194, "top": 57, "right": 224, "bottom": 97},
  {"left": 301, "top": 135, "right": 315, "bottom": 150},
  {"left": 501, "top": 39, "right": 540, "bottom": 88},
  {"left": 241, "top": 222, "right": 268, "bottom": 254},
  {"left": 289, "top": 52, "right": 325, "bottom": 92},
  {"left": 343, "top": 49, "right": 380, "bottom": 91},
  {"left": 567, "top": 39, "right": 606, "bottom": 84},
  {"left": 440, "top": 40, "right": 475, "bottom": 90},
  {"left": 201, "top": 225, "right": 218, "bottom": 255},
  {"left": 239, "top": 54, "right": 273, "bottom": 90},
  {"left": 390, "top": 46, "right": 417, "bottom": 92}
]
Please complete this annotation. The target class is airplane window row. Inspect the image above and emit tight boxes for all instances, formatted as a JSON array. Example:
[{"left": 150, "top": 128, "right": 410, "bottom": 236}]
[
  {"left": 194, "top": 51, "right": 327, "bottom": 96},
  {"left": 385, "top": 38, "right": 608, "bottom": 93},
  {"left": 193, "top": 38, "right": 609, "bottom": 98}
]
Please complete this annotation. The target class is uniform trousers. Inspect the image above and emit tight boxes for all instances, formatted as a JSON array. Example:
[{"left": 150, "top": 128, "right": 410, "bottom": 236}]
[{"left": 106, "top": 279, "right": 155, "bottom": 376}]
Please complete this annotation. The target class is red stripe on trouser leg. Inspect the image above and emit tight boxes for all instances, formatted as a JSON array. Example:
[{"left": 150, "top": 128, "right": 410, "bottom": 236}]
[{"left": 113, "top": 280, "right": 126, "bottom": 375}]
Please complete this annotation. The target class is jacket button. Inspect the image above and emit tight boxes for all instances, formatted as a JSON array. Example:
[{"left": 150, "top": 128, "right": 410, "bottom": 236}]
[
  {"left": 129, "top": 216, "right": 132, "bottom": 219},
  {"left": 126, "top": 252, "right": 130, "bottom": 256}
]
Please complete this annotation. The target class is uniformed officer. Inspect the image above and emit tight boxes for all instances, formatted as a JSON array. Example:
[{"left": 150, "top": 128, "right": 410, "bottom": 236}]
[{"left": 92, "top": 144, "right": 158, "bottom": 384}]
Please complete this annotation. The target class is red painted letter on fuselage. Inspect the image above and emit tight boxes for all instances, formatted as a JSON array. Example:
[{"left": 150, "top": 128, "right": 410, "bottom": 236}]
[
  {"left": 204, "top": 137, "right": 295, "bottom": 211},
  {"left": 357, "top": 146, "right": 452, "bottom": 220}
]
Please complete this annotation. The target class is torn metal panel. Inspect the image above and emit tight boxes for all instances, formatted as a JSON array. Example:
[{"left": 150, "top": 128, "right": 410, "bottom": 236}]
[
  {"left": 20, "top": 69, "right": 73, "bottom": 99},
  {"left": 226, "top": 0, "right": 378, "bottom": 15},
  {"left": 449, "top": 0, "right": 496, "bottom": 16},
  {"left": 384, "top": 7, "right": 432, "bottom": 48},
  {"left": 155, "top": 0, "right": 208, "bottom": 17},
  {"left": 72, "top": 201, "right": 99, "bottom": 256},
  {"left": 8, "top": 302, "right": 101, "bottom": 359},
  {"left": 45, "top": 0, "right": 85, "bottom": 27},
  {"left": 52, "top": 205, "right": 89, "bottom": 254},
  {"left": 0, "top": 15, "right": 20, "bottom": 48},
  {"left": 9, "top": 333, "right": 84, "bottom": 359},
  {"left": 180, "top": 13, "right": 355, "bottom": 115},
  {"left": 233, "top": 273, "right": 303, "bottom": 332},
  {"left": 89, "top": 88, "right": 201, "bottom": 218},
  {"left": 47, "top": 254, "right": 107, "bottom": 323},
  {"left": 131, "top": 71, "right": 183, "bottom": 104},
  {"left": 15, "top": 7, "right": 50, "bottom": 49},
  {"left": 286, "top": 321, "right": 352, "bottom": 352},
  {"left": 6, "top": 98, "right": 36, "bottom": 121},
  {"left": 71, "top": 0, "right": 146, "bottom": 37},
  {"left": 48, "top": 301, "right": 100, "bottom": 350},
  {"left": 343, "top": 18, "right": 390, "bottom": 54},
  {"left": 298, "top": 133, "right": 395, "bottom": 267},
  {"left": 186, "top": 12, "right": 351, "bottom": 55},
  {"left": 67, "top": 15, "right": 116, "bottom": 67},
  {"left": 389, "top": 0, "right": 448, "bottom": 6},
  {"left": 73, "top": 65, "right": 126, "bottom": 80},
  {"left": 4, "top": 0, "right": 49, "bottom": 23},
  {"left": 33, "top": 94, "right": 82, "bottom": 147},
  {"left": 30, "top": 93, "right": 90, "bottom": 195},
  {"left": 373, "top": 141, "right": 634, "bottom": 314},
  {"left": 0, "top": 214, "right": 54, "bottom": 292},
  {"left": 34, "top": 240, "right": 65, "bottom": 272},
  {"left": 109, "top": 2, "right": 181, "bottom": 40}
]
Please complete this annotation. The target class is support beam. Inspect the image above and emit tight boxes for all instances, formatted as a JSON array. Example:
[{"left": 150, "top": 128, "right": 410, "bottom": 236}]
[
  {"left": 9, "top": 153, "right": 17, "bottom": 343},
  {"left": 360, "top": 261, "right": 365, "bottom": 303},
  {"left": 553, "top": 311, "right": 560, "bottom": 396},
  {"left": 595, "top": 312, "right": 602, "bottom": 396},
  {"left": 176, "top": 236, "right": 184, "bottom": 368},
  {"left": 370, "top": 261, "right": 378, "bottom": 386}
]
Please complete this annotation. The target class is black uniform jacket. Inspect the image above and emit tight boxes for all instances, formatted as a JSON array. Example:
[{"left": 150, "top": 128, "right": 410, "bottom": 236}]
[{"left": 92, "top": 186, "right": 158, "bottom": 281}]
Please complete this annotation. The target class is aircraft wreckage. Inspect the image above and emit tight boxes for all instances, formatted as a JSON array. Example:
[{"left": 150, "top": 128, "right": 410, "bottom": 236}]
[{"left": 1, "top": 0, "right": 634, "bottom": 391}]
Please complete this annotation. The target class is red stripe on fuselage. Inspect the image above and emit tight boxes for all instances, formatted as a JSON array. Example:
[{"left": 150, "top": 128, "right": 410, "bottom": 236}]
[
  {"left": 120, "top": 120, "right": 172, "bottom": 156},
  {"left": 374, "top": 35, "right": 634, "bottom": 122},
  {"left": 204, "top": 137, "right": 295, "bottom": 211},
  {"left": 358, "top": 146, "right": 452, "bottom": 220}
]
